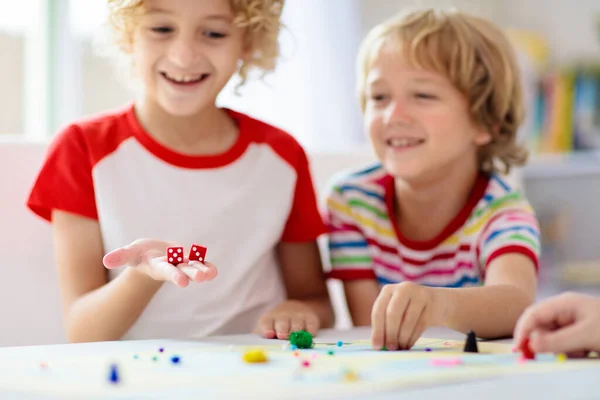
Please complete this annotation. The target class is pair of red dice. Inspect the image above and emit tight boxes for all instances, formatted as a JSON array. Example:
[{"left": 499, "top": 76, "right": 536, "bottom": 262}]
[{"left": 166, "top": 244, "right": 207, "bottom": 266}]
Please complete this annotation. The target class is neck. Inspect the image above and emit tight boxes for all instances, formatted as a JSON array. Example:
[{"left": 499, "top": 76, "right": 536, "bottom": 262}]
[
  {"left": 134, "top": 96, "right": 238, "bottom": 155},
  {"left": 394, "top": 162, "right": 481, "bottom": 242}
]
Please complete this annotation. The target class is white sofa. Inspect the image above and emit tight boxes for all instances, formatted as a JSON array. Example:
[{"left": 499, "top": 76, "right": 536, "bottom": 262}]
[{"left": 0, "top": 141, "right": 376, "bottom": 347}]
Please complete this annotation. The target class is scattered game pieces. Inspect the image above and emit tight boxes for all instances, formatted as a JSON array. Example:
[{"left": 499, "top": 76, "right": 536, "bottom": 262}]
[
  {"left": 431, "top": 357, "right": 463, "bottom": 367},
  {"left": 133, "top": 354, "right": 139, "bottom": 360},
  {"left": 463, "top": 331, "right": 479, "bottom": 353},
  {"left": 243, "top": 349, "right": 268, "bottom": 363},
  {"left": 289, "top": 330, "right": 314, "bottom": 349},
  {"left": 293, "top": 351, "right": 300, "bottom": 357},
  {"left": 39, "top": 362, "right": 47, "bottom": 369},
  {"left": 521, "top": 338, "right": 535, "bottom": 360},
  {"left": 341, "top": 367, "right": 359, "bottom": 382},
  {"left": 327, "top": 350, "right": 335, "bottom": 356},
  {"left": 188, "top": 244, "right": 207, "bottom": 262},
  {"left": 380, "top": 346, "right": 387, "bottom": 351},
  {"left": 337, "top": 341, "right": 343, "bottom": 347},
  {"left": 301, "top": 360, "right": 310, "bottom": 368},
  {"left": 108, "top": 364, "right": 119, "bottom": 384},
  {"left": 311, "top": 353, "right": 318, "bottom": 360},
  {"left": 556, "top": 353, "right": 567, "bottom": 362},
  {"left": 170, "top": 356, "right": 181, "bottom": 364},
  {"left": 166, "top": 247, "right": 184, "bottom": 265},
  {"left": 281, "top": 343, "right": 289, "bottom": 350},
  {"left": 425, "top": 348, "right": 432, "bottom": 352},
  {"left": 291, "top": 344, "right": 298, "bottom": 351},
  {"left": 158, "top": 348, "right": 164, "bottom": 353},
  {"left": 152, "top": 356, "right": 158, "bottom": 362}
]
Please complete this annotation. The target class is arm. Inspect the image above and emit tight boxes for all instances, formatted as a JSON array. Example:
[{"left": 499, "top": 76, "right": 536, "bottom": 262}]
[
  {"left": 53, "top": 210, "right": 163, "bottom": 342},
  {"left": 277, "top": 241, "right": 334, "bottom": 329},
  {"left": 435, "top": 252, "right": 537, "bottom": 339},
  {"left": 343, "top": 280, "right": 380, "bottom": 326}
]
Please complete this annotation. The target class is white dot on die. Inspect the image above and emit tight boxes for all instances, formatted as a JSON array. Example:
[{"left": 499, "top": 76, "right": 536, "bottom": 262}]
[
  {"left": 177, "top": 248, "right": 182, "bottom": 253},
  {"left": 192, "top": 246, "right": 196, "bottom": 251},
  {"left": 195, "top": 252, "right": 200, "bottom": 256},
  {"left": 178, "top": 257, "right": 182, "bottom": 262},
  {"left": 169, "top": 257, "right": 173, "bottom": 262},
  {"left": 168, "top": 249, "right": 173, "bottom": 253}
]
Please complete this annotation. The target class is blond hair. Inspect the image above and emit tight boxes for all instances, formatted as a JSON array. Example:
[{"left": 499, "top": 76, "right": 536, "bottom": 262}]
[
  {"left": 104, "top": 0, "right": 284, "bottom": 88},
  {"left": 357, "top": 8, "right": 528, "bottom": 174}
]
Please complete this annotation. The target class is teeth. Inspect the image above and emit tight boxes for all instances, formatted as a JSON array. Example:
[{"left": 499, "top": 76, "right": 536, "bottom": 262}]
[
  {"left": 388, "top": 138, "right": 422, "bottom": 147},
  {"left": 164, "top": 73, "right": 204, "bottom": 83}
]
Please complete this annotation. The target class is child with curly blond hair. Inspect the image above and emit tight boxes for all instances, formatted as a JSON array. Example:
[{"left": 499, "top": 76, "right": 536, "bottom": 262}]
[
  {"left": 27, "top": 0, "right": 333, "bottom": 342},
  {"left": 324, "top": 8, "right": 540, "bottom": 350}
]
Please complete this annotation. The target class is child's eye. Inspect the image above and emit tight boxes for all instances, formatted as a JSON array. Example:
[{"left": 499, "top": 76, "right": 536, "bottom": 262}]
[
  {"left": 371, "top": 94, "right": 388, "bottom": 102},
  {"left": 204, "top": 31, "right": 227, "bottom": 39},
  {"left": 150, "top": 26, "right": 173, "bottom": 34},
  {"left": 414, "top": 92, "right": 437, "bottom": 100}
]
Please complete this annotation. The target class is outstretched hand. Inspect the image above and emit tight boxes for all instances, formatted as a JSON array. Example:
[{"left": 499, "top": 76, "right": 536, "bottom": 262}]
[{"left": 103, "top": 239, "right": 218, "bottom": 288}]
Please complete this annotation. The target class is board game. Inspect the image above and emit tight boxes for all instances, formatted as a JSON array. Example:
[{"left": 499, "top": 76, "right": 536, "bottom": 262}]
[{"left": 0, "top": 337, "right": 598, "bottom": 399}]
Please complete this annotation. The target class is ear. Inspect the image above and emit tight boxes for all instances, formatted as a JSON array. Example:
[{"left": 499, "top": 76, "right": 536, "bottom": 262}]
[{"left": 474, "top": 129, "right": 493, "bottom": 146}]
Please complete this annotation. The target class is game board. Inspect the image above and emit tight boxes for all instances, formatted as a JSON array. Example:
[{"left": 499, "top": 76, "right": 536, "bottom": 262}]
[{"left": 0, "top": 338, "right": 597, "bottom": 399}]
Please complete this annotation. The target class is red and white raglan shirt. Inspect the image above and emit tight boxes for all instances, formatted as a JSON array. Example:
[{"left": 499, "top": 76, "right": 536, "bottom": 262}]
[
  {"left": 324, "top": 164, "right": 540, "bottom": 287},
  {"left": 27, "top": 105, "right": 326, "bottom": 340}
]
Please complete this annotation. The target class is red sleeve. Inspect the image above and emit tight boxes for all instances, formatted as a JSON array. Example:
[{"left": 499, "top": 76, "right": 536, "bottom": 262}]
[
  {"left": 280, "top": 146, "right": 327, "bottom": 242},
  {"left": 26, "top": 124, "right": 98, "bottom": 222}
]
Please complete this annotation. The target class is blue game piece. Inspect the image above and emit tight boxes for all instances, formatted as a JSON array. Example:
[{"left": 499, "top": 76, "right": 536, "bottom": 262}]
[
  {"left": 108, "top": 364, "right": 119, "bottom": 384},
  {"left": 337, "top": 341, "right": 343, "bottom": 347},
  {"left": 170, "top": 355, "right": 180, "bottom": 364},
  {"left": 291, "top": 344, "right": 298, "bottom": 350},
  {"left": 133, "top": 354, "right": 139, "bottom": 359}
]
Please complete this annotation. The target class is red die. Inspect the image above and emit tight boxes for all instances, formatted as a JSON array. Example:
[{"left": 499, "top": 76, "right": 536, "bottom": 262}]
[
  {"left": 188, "top": 244, "right": 207, "bottom": 262},
  {"left": 166, "top": 247, "right": 184, "bottom": 265}
]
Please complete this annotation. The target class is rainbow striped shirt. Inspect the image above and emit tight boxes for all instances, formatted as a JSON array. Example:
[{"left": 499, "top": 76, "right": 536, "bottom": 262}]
[{"left": 324, "top": 164, "right": 540, "bottom": 287}]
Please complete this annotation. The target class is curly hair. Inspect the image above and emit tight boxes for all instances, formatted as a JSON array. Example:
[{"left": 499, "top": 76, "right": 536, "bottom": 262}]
[
  {"left": 104, "top": 0, "right": 284, "bottom": 88},
  {"left": 356, "top": 8, "right": 528, "bottom": 174}
]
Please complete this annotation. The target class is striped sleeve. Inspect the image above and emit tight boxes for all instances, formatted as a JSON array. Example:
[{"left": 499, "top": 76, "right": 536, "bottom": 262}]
[
  {"left": 324, "top": 185, "right": 376, "bottom": 280},
  {"left": 477, "top": 207, "right": 541, "bottom": 273}
]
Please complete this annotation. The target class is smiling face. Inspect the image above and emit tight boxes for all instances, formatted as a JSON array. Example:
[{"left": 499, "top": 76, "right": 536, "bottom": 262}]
[
  {"left": 131, "top": 0, "right": 245, "bottom": 116},
  {"left": 363, "top": 42, "right": 491, "bottom": 184}
]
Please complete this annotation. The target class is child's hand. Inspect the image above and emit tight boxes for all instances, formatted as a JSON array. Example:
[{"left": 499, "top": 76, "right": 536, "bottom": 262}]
[
  {"left": 102, "top": 239, "right": 218, "bottom": 288},
  {"left": 254, "top": 300, "right": 320, "bottom": 340},
  {"left": 514, "top": 292, "right": 600, "bottom": 355},
  {"left": 371, "top": 282, "right": 445, "bottom": 351}
]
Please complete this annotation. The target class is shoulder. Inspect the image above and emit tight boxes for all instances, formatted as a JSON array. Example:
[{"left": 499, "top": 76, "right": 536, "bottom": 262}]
[
  {"left": 228, "top": 109, "right": 307, "bottom": 165},
  {"left": 325, "top": 162, "right": 388, "bottom": 203},
  {"left": 47, "top": 105, "right": 135, "bottom": 166},
  {"left": 478, "top": 173, "right": 535, "bottom": 214}
]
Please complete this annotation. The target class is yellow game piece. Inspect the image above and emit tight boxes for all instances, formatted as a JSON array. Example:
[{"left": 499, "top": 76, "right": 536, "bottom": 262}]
[
  {"left": 342, "top": 369, "right": 359, "bottom": 382},
  {"left": 556, "top": 353, "right": 567, "bottom": 362},
  {"left": 242, "top": 348, "right": 268, "bottom": 363}
]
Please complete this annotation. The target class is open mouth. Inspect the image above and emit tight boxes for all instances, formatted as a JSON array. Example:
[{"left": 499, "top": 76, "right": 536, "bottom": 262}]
[
  {"left": 386, "top": 137, "right": 425, "bottom": 149},
  {"left": 161, "top": 72, "right": 210, "bottom": 86}
]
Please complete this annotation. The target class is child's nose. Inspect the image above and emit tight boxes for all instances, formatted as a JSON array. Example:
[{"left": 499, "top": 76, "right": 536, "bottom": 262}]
[
  {"left": 168, "top": 36, "right": 202, "bottom": 68},
  {"left": 385, "top": 100, "right": 413, "bottom": 125}
]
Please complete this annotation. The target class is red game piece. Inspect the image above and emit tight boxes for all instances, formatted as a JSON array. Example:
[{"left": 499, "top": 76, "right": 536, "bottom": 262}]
[
  {"left": 521, "top": 338, "right": 535, "bottom": 360},
  {"left": 188, "top": 244, "right": 207, "bottom": 262},
  {"left": 167, "top": 247, "right": 184, "bottom": 265}
]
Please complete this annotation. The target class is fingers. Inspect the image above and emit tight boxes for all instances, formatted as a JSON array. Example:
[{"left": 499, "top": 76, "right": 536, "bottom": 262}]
[
  {"left": 530, "top": 323, "right": 590, "bottom": 354},
  {"left": 407, "top": 317, "right": 427, "bottom": 350},
  {"left": 398, "top": 300, "right": 425, "bottom": 350},
  {"left": 514, "top": 295, "right": 577, "bottom": 348},
  {"left": 304, "top": 314, "right": 320, "bottom": 336},
  {"left": 188, "top": 261, "right": 219, "bottom": 282},
  {"left": 274, "top": 317, "right": 291, "bottom": 339},
  {"left": 371, "top": 286, "right": 394, "bottom": 350},
  {"left": 255, "top": 316, "right": 276, "bottom": 339},
  {"left": 150, "top": 258, "right": 189, "bottom": 288},
  {"left": 385, "top": 294, "right": 409, "bottom": 351}
]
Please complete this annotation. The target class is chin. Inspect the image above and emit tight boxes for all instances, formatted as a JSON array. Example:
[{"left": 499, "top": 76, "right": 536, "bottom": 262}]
[{"left": 158, "top": 99, "right": 212, "bottom": 117}]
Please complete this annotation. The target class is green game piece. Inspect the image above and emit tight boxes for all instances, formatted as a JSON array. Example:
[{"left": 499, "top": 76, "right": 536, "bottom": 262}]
[
  {"left": 381, "top": 346, "right": 388, "bottom": 351},
  {"left": 152, "top": 356, "right": 158, "bottom": 362},
  {"left": 289, "top": 330, "right": 314, "bottom": 349},
  {"left": 327, "top": 350, "right": 335, "bottom": 355}
]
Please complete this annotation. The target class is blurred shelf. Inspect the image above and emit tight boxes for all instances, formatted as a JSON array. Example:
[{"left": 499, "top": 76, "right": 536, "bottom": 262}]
[{"left": 523, "top": 150, "right": 600, "bottom": 179}]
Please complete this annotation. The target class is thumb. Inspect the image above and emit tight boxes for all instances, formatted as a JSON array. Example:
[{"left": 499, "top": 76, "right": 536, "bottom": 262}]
[
  {"left": 530, "top": 322, "right": 589, "bottom": 354},
  {"left": 103, "top": 245, "right": 141, "bottom": 269}
]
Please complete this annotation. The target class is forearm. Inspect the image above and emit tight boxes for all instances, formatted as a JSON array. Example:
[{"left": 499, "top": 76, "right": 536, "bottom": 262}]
[
  {"left": 437, "top": 284, "right": 535, "bottom": 339},
  {"left": 65, "top": 268, "right": 163, "bottom": 342}
]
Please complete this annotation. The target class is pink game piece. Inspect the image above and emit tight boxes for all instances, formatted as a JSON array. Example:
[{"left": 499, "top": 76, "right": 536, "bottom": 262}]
[
  {"left": 430, "top": 357, "right": 463, "bottom": 367},
  {"left": 301, "top": 360, "right": 310, "bottom": 367}
]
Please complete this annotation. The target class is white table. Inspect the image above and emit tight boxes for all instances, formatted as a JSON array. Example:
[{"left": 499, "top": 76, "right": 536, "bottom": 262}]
[{"left": 0, "top": 327, "right": 597, "bottom": 399}]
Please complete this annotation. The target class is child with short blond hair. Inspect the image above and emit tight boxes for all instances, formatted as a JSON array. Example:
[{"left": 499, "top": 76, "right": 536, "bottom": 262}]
[
  {"left": 27, "top": 0, "right": 333, "bottom": 342},
  {"left": 325, "top": 8, "right": 539, "bottom": 350}
]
